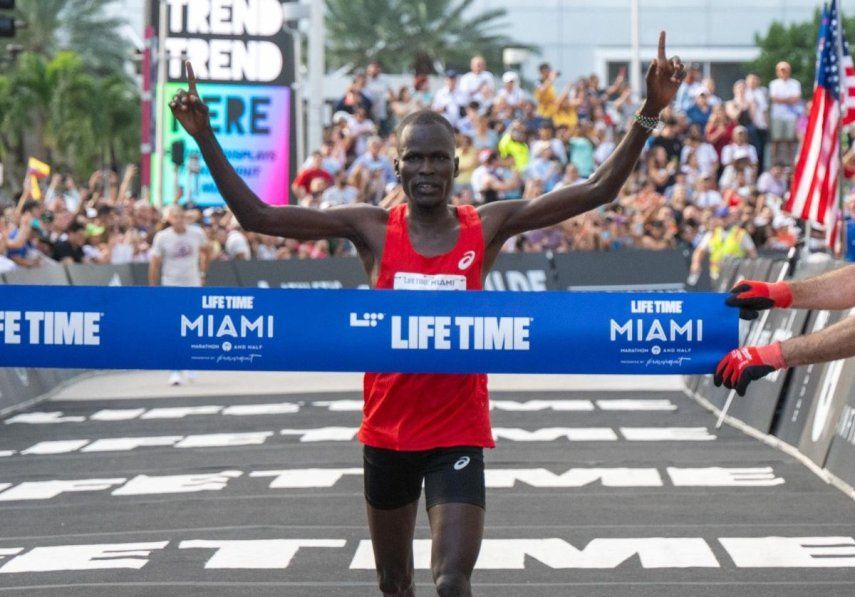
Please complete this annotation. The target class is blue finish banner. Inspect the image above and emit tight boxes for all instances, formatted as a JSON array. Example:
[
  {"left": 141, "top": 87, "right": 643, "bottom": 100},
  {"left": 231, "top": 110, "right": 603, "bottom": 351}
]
[{"left": 0, "top": 287, "right": 737, "bottom": 374}]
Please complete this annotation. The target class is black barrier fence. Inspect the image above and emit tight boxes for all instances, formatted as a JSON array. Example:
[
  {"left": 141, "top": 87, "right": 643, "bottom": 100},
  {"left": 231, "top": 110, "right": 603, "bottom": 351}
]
[
  {"left": 685, "top": 255, "right": 855, "bottom": 494},
  {"left": 0, "top": 250, "right": 694, "bottom": 291}
]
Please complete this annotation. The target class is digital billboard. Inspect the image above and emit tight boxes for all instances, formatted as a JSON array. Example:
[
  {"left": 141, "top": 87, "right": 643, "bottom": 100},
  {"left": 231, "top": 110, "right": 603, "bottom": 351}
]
[{"left": 152, "top": 0, "right": 295, "bottom": 207}]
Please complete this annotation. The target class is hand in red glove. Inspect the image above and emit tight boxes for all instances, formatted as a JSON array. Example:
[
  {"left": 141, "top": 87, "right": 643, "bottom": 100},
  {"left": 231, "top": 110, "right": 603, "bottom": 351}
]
[
  {"left": 714, "top": 342, "right": 788, "bottom": 396},
  {"left": 725, "top": 280, "right": 793, "bottom": 320}
]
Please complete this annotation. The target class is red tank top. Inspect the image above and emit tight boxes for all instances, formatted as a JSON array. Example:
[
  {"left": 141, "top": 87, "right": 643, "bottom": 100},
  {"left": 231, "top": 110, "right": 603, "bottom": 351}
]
[{"left": 359, "top": 203, "right": 495, "bottom": 451}]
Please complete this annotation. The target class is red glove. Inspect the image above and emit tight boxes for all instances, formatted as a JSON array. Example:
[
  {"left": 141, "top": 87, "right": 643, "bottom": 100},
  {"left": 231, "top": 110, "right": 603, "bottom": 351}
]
[
  {"left": 726, "top": 279, "right": 793, "bottom": 320},
  {"left": 714, "top": 342, "right": 788, "bottom": 396}
]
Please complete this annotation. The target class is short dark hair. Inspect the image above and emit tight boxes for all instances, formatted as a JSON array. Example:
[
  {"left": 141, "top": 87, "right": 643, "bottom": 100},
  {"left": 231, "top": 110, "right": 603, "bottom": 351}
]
[
  {"left": 21, "top": 200, "right": 40, "bottom": 213},
  {"left": 395, "top": 109, "right": 455, "bottom": 143},
  {"left": 67, "top": 221, "right": 85, "bottom": 234}
]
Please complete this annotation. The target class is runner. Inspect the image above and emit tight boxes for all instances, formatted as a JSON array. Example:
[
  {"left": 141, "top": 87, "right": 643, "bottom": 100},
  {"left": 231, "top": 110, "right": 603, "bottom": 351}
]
[{"left": 169, "top": 32, "right": 684, "bottom": 596}]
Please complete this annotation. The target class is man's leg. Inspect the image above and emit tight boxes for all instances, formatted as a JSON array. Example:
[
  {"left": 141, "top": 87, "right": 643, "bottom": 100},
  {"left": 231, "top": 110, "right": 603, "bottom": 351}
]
[
  {"left": 367, "top": 501, "right": 419, "bottom": 597},
  {"left": 428, "top": 503, "right": 484, "bottom": 597}
]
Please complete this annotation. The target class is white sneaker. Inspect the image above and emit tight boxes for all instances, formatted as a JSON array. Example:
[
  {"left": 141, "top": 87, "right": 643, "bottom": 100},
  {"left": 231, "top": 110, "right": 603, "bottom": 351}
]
[{"left": 169, "top": 371, "right": 183, "bottom": 386}]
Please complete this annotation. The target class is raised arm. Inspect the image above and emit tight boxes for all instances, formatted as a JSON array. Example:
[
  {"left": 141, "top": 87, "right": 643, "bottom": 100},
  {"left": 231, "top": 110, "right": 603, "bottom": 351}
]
[
  {"left": 478, "top": 32, "right": 684, "bottom": 240},
  {"left": 170, "top": 62, "right": 384, "bottom": 242}
]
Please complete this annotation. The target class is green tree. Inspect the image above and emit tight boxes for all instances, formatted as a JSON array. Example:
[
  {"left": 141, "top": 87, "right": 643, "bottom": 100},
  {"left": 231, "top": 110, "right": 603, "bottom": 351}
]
[
  {"left": 0, "top": 51, "right": 139, "bottom": 187},
  {"left": 325, "top": 0, "right": 538, "bottom": 74},
  {"left": 746, "top": 8, "right": 855, "bottom": 95},
  {"left": 1, "top": 0, "right": 131, "bottom": 74}
]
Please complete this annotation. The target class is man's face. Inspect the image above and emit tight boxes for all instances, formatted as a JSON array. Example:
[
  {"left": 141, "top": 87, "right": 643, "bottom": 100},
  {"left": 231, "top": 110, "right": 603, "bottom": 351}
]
[
  {"left": 167, "top": 208, "right": 186, "bottom": 232},
  {"left": 367, "top": 63, "right": 380, "bottom": 77},
  {"left": 776, "top": 63, "right": 791, "bottom": 79},
  {"left": 396, "top": 123, "right": 458, "bottom": 209},
  {"left": 471, "top": 57, "right": 485, "bottom": 73}
]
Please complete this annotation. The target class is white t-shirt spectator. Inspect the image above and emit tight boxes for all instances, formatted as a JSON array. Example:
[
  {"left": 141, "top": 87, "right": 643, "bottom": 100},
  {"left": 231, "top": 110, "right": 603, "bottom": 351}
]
[
  {"left": 681, "top": 143, "right": 719, "bottom": 176},
  {"left": 745, "top": 86, "right": 769, "bottom": 129},
  {"left": 459, "top": 71, "right": 495, "bottom": 102},
  {"left": 757, "top": 171, "right": 787, "bottom": 198},
  {"left": 225, "top": 229, "right": 251, "bottom": 260},
  {"left": 321, "top": 184, "right": 359, "bottom": 207},
  {"left": 432, "top": 86, "right": 467, "bottom": 126},
  {"left": 496, "top": 86, "right": 527, "bottom": 109},
  {"left": 694, "top": 189, "right": 724, "bottom": 209},
  {"left": 151, "top": 225, "right": 206, "bottom": 287},
  {"left": 769, "top": 78, "right": 802, "bottom": 121},
  {"left": 721, "top": 143, "right": 758, "bottom": 167}
]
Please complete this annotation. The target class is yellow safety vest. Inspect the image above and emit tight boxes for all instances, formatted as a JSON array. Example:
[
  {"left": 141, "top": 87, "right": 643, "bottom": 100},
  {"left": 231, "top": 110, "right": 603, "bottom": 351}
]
[{"left": 709, "top": 226, "right": 746, "bottom": 279}]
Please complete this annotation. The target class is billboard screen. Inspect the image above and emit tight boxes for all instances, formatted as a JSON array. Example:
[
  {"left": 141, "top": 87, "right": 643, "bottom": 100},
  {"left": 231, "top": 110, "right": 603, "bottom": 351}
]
[{"left": 153, "top": 0, "right": 295, "bottom": 207}]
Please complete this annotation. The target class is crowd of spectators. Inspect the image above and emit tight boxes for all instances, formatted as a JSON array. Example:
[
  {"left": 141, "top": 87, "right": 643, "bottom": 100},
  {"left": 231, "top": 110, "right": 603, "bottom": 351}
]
[{"left": 2, "top": 55, "right": 851, "bottom": 274}]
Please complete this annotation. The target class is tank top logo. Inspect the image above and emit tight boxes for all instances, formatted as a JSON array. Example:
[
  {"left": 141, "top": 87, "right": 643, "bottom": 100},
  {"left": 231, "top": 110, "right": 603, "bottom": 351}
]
[{"left": 458, "top": 250, "right": 476, "bottom": 271}]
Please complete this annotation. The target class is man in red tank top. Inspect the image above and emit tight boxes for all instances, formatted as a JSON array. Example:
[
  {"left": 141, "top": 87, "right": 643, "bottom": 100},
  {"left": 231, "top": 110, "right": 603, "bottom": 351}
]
[{"left": 171, "top": 33, "right": 683, "bottom": 597}]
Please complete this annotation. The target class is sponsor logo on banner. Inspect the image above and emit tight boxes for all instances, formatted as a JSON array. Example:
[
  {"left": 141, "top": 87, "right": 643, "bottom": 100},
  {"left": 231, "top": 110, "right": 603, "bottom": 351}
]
[
  {"left": 0, "top": 312, "right": 102, "bottom": 347},
  {"left": 610, "top": 299, "right": 704, "bottom": 369},
  {"left": 350, "top": 311, "right": 533, "bottom": 352},
  {"left": 181, "top": 294, "right": 275, "bottom": 365}
]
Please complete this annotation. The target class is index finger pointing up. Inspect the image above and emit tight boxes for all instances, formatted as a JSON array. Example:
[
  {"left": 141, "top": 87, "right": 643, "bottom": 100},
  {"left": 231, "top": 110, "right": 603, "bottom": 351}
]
[
  {"left": 186, "top": 60, "right": 198, "bottom": 94},
  {"left": 658, "top": 31, "right": 667, "bottom": 61}
]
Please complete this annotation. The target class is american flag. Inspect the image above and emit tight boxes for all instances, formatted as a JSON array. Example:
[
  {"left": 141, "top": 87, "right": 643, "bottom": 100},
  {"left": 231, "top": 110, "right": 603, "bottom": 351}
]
[{"left": 786, "top": 0, "right": 855, "bottom": 236}]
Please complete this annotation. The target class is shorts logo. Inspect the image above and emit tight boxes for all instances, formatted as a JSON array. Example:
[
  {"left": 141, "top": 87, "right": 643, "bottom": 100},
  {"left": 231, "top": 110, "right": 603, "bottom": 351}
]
[
  {"left": 458, "top": 251, "right": 476, "bottom": 271},
  {"left": 454, "top": 456, "right": 471, "bottom": 471}
]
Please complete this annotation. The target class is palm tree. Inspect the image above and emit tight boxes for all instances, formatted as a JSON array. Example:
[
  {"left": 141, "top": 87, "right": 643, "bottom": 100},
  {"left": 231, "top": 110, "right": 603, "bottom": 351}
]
[
  {"left": 1, "top": 0, "right": 131, "bottom": 74},
  {"left": 326, "top": 0, "right": 538, "bottom": 74},
  {"left": 0, "top": 51, "right": 139, "bottom": 189}
]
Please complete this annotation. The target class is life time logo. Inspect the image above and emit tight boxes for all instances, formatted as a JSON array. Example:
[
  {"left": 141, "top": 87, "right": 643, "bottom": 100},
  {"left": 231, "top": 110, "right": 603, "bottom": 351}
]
[
  {"left": 181, "top": 295, "right": 274, "bottom": 340},
  {"left": 0, "top": 311, "right": 102, "bottom": 346},
  {"left": 350, "top": 313, "right": 531, "bottom": 351},
  {"left": 610, "top": 300, "right": 703, "bottom": 343}
]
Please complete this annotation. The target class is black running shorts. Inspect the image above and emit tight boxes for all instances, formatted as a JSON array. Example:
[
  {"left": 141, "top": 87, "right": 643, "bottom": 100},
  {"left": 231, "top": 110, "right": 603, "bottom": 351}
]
[{"left": 363, "top": 445, "right": 486, "bottom": 511}]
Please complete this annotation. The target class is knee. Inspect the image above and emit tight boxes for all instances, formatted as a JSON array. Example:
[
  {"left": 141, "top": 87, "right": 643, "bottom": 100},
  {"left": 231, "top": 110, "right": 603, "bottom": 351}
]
[
  {"left": 434, "top": 571, "right": 471, "bottom": 597},
  {"left": 377, "top": 571, "right": 413, "bottom": 596}
]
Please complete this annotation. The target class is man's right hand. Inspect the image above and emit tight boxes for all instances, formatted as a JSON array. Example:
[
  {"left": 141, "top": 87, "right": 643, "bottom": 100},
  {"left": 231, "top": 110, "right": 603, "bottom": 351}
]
[
  {"left": 169, "top": 61, "right": 210, "bottom": 137},
  {"left": 726, "top": 279, "right": 793, "bottom": 320}
]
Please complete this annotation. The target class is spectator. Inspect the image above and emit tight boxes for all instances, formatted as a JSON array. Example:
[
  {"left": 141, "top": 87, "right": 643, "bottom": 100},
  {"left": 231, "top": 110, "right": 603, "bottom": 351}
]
[
  {"left": 497, "top": 71, "right": 526, "bottom": 110},
  {"left": 757, "top": 162, "right": 788, "bottom": 199},
  {"left": 321, "top": 170, "right": 360, "bottom": 208},
  {"left": 292, "top": 152, "right": 335, "bottom": 201},
  {"left": 224, "top": 218, "right": 252, "bottom": 260},
  {"left": 334, "top": 76, "right": 373, "bottom": 116},
  {"left": 681, "top": 124, "right": 719, "bottom": 179},
  {"left": 455, "top": 133, "right": 479, "bottom": 189},
  {"left": 432, "top": 70, "right": 467, "bottom": 126},
  {"left": 690, "top": 208, "right": 758, "bottom": 282},
  {"left": 52, "top": 220, "right": 88, "bottom": 264},
  {"left": 364, "top": 61, "right": 392, "bottom": 133},
  {"left": 471, "top": 115, "right": 499, "bottom": 151},
  {"left": 675, "top": 63, "right": 703, "bottom": 113},
  {"left": 721, "top": 124, "right": 757, "bottom": 164},
  {"left": 459, "top": 55, "right": 495, "bottom": 103},
  {"left": 705, "top": 104, "right": 736, "bottom": 160},
  {"left": 534, "top": 63, "right": 558, "bottom": 118},
  {"left": 530, "top": 123, "right": 567, "bottom": 164},
  {"left": 498, "top": 120, "right": 531, "bottom": 172},
  {"left": 744, "top": 73, "right": 770, "bottom": 170},
  {"left": 568, "top": 121, "right": 597, "bottom": 178},
  {"left": 769, "top": 61, "right": 803, "bottom": 165},
  {"left": 686, "top": 88, "right": 713, "bottom": 128}
]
